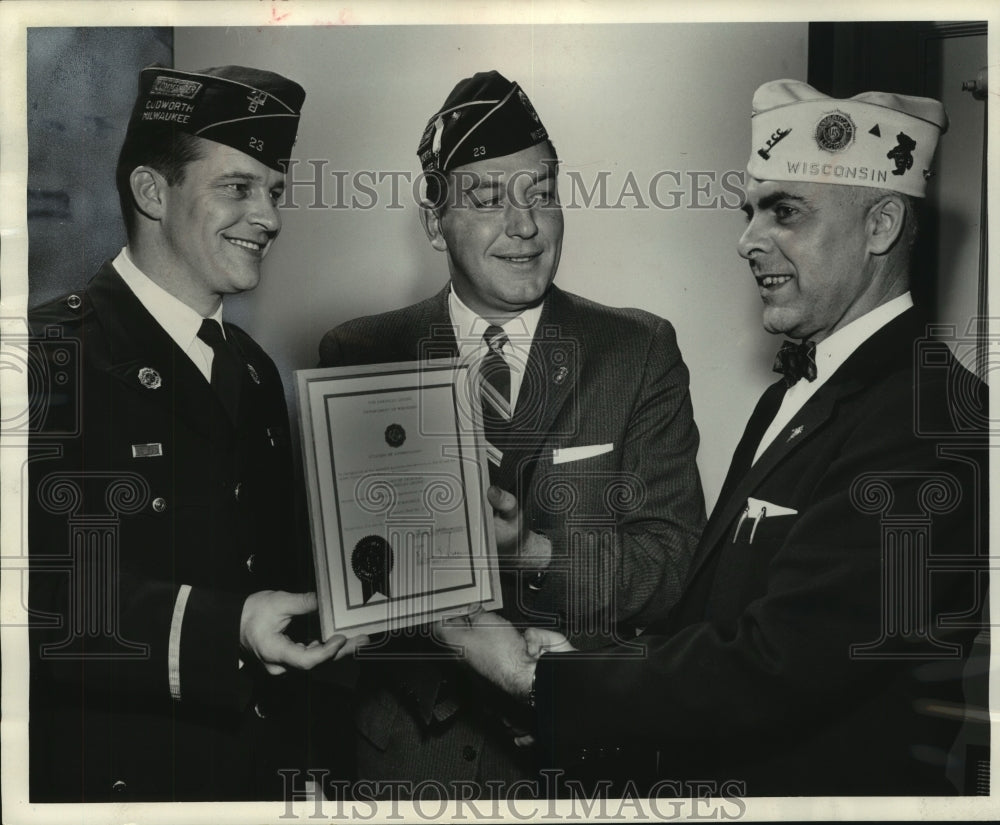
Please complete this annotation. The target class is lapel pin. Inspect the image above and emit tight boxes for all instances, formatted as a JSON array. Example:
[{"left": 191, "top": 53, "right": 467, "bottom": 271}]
[
  {"left": 137, "top": 367, "right": 162, "bottom": 389},
  {"left": 247, "top": 363, "right": 260, "bottom": 385},
  {"left": 787, "top": 425, "right": 805, "bottom": 442},
  {"left": 553, "top": 366, "right": 569, "bottom": 384}
]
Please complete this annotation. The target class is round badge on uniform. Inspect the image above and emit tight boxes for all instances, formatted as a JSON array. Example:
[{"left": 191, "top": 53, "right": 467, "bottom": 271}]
[{"left": 137, "top": 367, "right": 162, "bottom": 389}]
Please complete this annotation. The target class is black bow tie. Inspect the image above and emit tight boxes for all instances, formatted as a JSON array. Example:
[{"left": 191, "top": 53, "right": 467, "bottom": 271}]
[{"left": 773, "top": 340, "right": 817, "bottom": 387}]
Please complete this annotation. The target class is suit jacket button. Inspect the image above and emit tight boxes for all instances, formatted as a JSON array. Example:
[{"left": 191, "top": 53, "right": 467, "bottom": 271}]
[
  {"left": 246, "top": 554, "right": 255, "bottom": 573},
  {"left": 112, "top": 779, "right": 126, "bottom": 793},
  {"left": 66, "top": 294, "right": 82, "bottom": 310},
  {"left": 526, "top": 570, "right": 546, "bottom": 591},
  {"left": 234, "top": 482, "right": 242, "bottom": 502},
  {"left": 254, "top": 702, "right": 267, "bottom": 719},
  {"left": 462, "top": 745, "right": 477, "bottom": 761},
  {"left": 152, "top": 497, "right": 167, "bottom": 513}
]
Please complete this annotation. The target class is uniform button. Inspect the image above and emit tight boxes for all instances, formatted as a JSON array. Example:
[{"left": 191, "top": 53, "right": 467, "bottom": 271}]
[
  {"left": 152, "top": 497, "right": 167, "bottom": 513},
  {"left": 233, "top": 482, "right": 242, "bottom": 502},
  {"left": 112, "top": 779, "right": 127, "bottom": 793},
  {"left": 254, "top": 702, "right": 267, "bottom": 719},
  {"left": 66, "top": 294, "right": 82, "bottom": 310},
  {"left": 462, "top": 745, "right": 477, "bottom": 762},
  {"left": 245, "top": 554, "right": 255, "bottom": 573}
]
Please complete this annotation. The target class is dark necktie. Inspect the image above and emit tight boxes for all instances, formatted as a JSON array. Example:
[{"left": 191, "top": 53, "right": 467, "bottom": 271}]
[
  {"left": 480, "top": 325, "right": 512, "bottom": 479},
  {"left": 197, "top": 318, "right": 243, "bottom": 421},
  {"left": 772, "top": 339, "right": 817, "bottom": 387}
]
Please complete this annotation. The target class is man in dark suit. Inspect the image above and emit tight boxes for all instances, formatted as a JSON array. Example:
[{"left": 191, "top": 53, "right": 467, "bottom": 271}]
[
  {"left": 438, "top": 79, "right": 988, "bottom": 796},
  {"left": 319, "top": 70, "right": 705, "bottom": 793},
  {"left": 28, "top": 65, "right": 359, "bottom": 802}
]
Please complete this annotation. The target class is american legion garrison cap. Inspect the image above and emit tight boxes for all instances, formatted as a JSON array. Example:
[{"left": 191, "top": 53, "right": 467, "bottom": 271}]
[
  {"left": 125, "top": 65, "right": 306, "bottom": 171},
  {"left": 747, "top": 79, "right": 947, "bottom": 198},
  {"left": 417, "top": 70, "right": 549, "bottom": 174}
]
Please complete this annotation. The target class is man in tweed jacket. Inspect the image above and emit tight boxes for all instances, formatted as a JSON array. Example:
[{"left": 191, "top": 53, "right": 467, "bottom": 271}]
[{"left": 318, "top": 70, "right": 705, "bottom": 793}]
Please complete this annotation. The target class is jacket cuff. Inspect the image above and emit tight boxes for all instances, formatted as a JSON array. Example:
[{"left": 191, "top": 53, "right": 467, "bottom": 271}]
[{"left": 176, "top": 586, "right": 253, "bottom": 711}]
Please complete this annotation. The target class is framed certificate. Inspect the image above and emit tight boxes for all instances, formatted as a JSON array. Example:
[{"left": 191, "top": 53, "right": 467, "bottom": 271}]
[{"left": 296, "top": 360, "right": 502, "bottom": 638}]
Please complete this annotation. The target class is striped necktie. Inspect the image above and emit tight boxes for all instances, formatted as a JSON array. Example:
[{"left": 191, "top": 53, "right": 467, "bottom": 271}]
[{"left": 480, "top": 325, "right": 512, "bottom": 477}]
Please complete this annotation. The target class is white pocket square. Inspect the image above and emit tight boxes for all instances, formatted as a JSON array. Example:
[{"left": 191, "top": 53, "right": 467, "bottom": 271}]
[
  {"left": 745, "top": 496, "right": 797, "bottom": 517},
  {"left": 552, "top": 443, "right": 614, "bottom": 465},
  {"left": 734, "top": 497, "right": 798, "bottom": 544}
]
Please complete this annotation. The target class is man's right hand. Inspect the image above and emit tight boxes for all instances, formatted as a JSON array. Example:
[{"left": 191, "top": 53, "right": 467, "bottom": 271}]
[{"left": 240, "top": 590, "right": 367, "bottom": 675}]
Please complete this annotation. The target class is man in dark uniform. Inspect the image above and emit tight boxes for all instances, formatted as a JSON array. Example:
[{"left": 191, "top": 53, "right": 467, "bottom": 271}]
[
  {"left": 319, "top": 70, "right": 704, "bottom": 794},
  {"left": 438, "top": 80, "right": 988, "bottom": 796},
  {"left": 28, "top": 65, "right": 358, "bottom": 802}
]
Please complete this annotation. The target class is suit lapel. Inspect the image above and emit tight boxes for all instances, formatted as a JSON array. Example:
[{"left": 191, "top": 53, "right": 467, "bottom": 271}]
[
  {"left": 712, "top": 381, "right": 786, "bottom": 510},
  {"left": 687, "top": 308, "right": 920, "bottom": 583},
  {"left": 224, "top": 326, "right": 259, "bottom": 424},
  {"left": 695, "top": 385, "right": 841, "bottom": 563},
  {"left": 87, "top": 263, "right": 220, "bottom": 437},
  {"left": 412, "top": 286, "right": 459, "bottom": 361},
  {"left": 496, "top": 287, "right": 577, "bottom": 489}
]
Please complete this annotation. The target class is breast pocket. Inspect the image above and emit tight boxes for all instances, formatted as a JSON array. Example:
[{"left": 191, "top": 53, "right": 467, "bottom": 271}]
[{"left": 708, "top": 511, "right": 800, "bottom": 623}]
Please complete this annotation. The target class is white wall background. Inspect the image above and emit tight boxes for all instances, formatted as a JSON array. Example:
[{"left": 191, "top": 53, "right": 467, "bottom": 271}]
[{"left": 176, "top": 23, "right": 809, "bottom": 509}]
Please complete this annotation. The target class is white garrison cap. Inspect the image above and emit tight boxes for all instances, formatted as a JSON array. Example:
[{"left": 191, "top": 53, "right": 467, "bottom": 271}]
[{"left": 747, "top": 79, "right": 948, "bottom": 198}]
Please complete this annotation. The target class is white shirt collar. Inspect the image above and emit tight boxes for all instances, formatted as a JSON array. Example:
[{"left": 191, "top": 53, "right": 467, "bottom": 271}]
[
  {"left": 113, "top": 247, "right": 224, "bottom": 347},
  {"left": 807, "top": 292, "right": 913, "bottom": 383},
  {"left": 447, "top": 286, "right": 543, "bottom": 359},
  {"left": 752, "top": 292, "right": 914, "bottom": 464}
]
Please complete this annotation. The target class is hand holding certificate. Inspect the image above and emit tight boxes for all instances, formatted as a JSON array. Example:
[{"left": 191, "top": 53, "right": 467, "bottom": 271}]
[{"left": 297, "top": 360, "right": 501, "bottom": 639}]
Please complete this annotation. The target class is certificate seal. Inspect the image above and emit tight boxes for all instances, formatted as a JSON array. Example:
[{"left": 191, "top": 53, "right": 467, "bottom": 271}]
[
  {"left": 352, "top": 535, "right": 394, "bottom": 603},
  {"left": 385, "top": 423, "right": 406, "bottom": 448}
]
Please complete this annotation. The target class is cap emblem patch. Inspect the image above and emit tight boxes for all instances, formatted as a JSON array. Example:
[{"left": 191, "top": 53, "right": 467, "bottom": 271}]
[
  {"left": 150, "top": 76, "right": 202, "bottom": 100},
  {"left": 814, "top": 111, "right": 855, "bottom": 153},
  {"left": 887, "top": 132, "right": 917, "bottom": 176},
  {"left": 247, "top": 90, "right": 268, "bottom": 113},
  {"left": 518, "top": 88, "right": 541, "bottom": 123}
]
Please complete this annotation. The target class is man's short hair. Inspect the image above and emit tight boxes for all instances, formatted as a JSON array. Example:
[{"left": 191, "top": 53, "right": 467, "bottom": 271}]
[{"left": 115, "top": 130, "right": 205, "bottom": 239}]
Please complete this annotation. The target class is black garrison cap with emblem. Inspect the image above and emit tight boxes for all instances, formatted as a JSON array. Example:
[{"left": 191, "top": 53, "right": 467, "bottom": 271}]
[
  {"left": 124, "top": 65, "right": 305, "bottom": 171},
  {"left": 417, "top": 70, "right": 549, "bottom": 175}
]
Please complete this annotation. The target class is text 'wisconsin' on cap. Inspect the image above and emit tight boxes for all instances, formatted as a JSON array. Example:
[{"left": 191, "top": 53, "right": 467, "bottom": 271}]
[
  {"left": 747, "top": 79, "right": 947, "bottom": 198},
  {"left": 126, "top": 65, "right": 306, "bottom": 171},
  {"left": 417, "top": 70, "right": 549, "bottom": 174}
]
